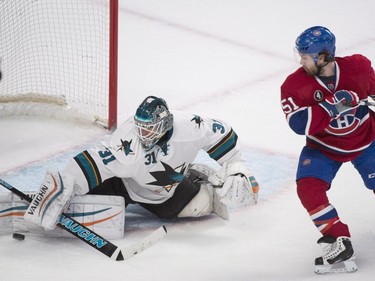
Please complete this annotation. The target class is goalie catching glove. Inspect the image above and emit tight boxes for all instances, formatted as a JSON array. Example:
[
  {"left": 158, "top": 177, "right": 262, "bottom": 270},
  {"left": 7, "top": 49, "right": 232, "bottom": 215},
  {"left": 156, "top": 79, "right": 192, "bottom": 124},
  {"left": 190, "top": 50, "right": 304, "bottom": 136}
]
[
  {"left": 208, "top": 161, "right": 259, "bottom": 206},
  {"left": 24, "top": 171, "right": 75, "bottom": 231}
]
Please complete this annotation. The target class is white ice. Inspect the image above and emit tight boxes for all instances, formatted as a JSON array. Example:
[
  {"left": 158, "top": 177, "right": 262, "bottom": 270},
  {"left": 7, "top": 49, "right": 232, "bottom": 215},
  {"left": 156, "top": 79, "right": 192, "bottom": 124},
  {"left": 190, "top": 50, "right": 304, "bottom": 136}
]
[{"left": 1, "top": 1, "right": 375, "bottom": 280}]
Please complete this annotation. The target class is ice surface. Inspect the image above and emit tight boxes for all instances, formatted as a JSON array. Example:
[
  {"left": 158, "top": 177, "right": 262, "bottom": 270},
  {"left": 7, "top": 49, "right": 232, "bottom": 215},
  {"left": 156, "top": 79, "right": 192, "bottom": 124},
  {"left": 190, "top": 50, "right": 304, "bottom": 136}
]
[{"left": 1, "top": 1, "right": 375, "bottom": 280}]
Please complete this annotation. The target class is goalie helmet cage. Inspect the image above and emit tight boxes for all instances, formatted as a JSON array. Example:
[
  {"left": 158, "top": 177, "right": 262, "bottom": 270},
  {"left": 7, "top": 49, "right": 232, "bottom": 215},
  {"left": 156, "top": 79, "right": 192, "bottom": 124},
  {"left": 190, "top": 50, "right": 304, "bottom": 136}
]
[{"left": 0, "top": 0, "right": 118, "bottom": 130}]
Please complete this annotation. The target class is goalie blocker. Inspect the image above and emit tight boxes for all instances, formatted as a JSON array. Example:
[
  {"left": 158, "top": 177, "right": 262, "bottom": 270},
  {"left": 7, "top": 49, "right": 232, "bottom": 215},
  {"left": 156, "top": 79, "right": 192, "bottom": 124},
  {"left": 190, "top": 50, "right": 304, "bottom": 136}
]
[{"left": 0, "top": 192, "right": 125, "bottom": 239}]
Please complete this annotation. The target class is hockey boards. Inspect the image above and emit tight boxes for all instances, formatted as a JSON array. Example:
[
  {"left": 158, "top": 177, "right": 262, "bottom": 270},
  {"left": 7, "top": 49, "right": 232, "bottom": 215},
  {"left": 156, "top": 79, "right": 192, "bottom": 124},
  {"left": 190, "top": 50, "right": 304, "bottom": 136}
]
[{"left": 0, "top": 178, "right": 167, "bottom": 261}]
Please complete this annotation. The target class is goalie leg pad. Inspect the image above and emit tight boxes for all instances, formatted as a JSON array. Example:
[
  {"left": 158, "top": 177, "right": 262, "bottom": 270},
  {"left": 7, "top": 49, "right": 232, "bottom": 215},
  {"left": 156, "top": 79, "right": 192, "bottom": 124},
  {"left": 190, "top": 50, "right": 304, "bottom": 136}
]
[
  {"left": 24, "top": 171, "right": 75, "bottom": 230},
  {"left": 0, "top": 192, "right": 125, "bottom": 239},
  {"left": 55, "top": 194, "right": 125, "bottom": 239},
  {"left": 20, "top": 194, "right": 125, "bottom": 239},
  {"left": 0, "top": 192, "right": 21, "bottom": 234}
]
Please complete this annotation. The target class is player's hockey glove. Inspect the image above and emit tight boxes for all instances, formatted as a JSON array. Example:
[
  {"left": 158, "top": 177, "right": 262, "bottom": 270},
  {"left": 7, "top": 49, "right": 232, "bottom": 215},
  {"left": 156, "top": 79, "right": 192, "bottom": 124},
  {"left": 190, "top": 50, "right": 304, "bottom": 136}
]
[
  {"left": 320, "top": 90, "right": 359, "bottom": 119},
  {"left": 24, "top": 171, "right": 75, "bottom": 230},
  {"left": 208, "top": 161, "right": 259, "bottom": 206}
]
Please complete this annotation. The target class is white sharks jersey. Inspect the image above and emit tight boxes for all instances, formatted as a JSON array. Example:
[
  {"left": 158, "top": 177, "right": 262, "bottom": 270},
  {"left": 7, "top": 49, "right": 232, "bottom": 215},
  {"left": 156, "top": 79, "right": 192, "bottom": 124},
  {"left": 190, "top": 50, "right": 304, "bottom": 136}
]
[{"left": 63, "top": 111, "right": 243, "bottom": 204}]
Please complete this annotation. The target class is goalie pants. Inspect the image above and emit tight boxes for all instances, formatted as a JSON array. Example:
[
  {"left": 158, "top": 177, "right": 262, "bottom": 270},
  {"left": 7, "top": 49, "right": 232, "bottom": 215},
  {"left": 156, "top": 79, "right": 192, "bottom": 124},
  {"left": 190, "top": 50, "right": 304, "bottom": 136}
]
[{"left": 88, "top": 172, "right": 201, "bottom": 220}]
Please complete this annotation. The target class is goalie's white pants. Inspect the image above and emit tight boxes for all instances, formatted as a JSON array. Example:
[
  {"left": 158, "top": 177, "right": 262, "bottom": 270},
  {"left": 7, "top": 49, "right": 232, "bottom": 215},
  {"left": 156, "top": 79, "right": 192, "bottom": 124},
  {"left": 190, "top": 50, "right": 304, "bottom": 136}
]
[{"left": 0, "top": 192, "right": 125, "bottom": 239}]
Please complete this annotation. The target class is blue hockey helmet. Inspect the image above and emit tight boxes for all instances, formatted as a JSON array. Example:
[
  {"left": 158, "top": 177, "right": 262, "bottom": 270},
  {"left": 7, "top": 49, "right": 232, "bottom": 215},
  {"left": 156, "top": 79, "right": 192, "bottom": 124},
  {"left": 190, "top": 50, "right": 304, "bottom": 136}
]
[
  {"left": 295, "top": 26, "right": 336, "bottom": 62},
  {"left": 134, "top": 96, "right": 173, "bottom": 150}
]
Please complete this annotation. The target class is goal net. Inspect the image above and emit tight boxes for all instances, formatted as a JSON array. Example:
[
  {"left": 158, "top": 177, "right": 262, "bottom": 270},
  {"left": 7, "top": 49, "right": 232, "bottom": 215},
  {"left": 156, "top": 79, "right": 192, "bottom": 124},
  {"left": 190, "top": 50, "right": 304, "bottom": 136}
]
[{"left": 0, "top": 0, "right": 118, "bottom": 129}]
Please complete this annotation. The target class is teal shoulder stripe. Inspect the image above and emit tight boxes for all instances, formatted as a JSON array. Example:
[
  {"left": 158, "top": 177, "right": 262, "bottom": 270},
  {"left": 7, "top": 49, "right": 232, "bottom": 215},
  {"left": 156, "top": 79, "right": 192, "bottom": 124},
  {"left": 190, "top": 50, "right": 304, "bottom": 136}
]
[
  {"left": 74, "top": 151, "right": 102, "bottom": 189},
  {"left": 208, "top": 129, "right": 238, "bottom": 160}
]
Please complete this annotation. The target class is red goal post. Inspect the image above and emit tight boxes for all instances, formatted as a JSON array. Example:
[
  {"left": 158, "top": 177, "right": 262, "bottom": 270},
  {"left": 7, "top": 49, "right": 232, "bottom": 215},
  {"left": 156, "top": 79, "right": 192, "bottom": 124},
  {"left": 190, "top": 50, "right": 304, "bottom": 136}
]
[{"left": 0, "top": 0, "right": 118, "bottom": 130}]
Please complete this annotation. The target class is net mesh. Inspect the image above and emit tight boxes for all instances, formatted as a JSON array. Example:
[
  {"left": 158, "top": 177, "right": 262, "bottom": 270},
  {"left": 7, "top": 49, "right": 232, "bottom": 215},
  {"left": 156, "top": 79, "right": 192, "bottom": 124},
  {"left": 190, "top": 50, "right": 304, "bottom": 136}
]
[{"left": 0, "top": 0, "right": 112, "bottom": 127}]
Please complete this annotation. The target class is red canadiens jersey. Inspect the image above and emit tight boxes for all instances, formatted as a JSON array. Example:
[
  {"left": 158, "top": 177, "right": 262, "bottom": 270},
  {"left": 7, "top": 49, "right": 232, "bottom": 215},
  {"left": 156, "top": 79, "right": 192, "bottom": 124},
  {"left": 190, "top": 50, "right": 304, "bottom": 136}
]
[{"left": 280, "top": 54, "right": 375, "bottom": 162}]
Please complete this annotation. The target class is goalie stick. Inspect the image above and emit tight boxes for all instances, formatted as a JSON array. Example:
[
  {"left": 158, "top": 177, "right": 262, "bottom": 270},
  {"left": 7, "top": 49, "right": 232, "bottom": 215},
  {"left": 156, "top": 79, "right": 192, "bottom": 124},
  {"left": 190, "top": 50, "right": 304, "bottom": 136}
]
[{"left": 0, "top": 178, "right": 167, "bottom": 261}]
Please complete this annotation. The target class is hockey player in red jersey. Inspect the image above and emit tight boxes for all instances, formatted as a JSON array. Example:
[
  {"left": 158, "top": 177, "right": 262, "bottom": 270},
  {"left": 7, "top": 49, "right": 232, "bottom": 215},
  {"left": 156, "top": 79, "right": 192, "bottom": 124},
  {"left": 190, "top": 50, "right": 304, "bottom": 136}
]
[
  {"left": 21, "top": 96, "right": 259, "bottom": 236},
  {"left": 281, "top": 26, "right": 375, "bottom": 273}
]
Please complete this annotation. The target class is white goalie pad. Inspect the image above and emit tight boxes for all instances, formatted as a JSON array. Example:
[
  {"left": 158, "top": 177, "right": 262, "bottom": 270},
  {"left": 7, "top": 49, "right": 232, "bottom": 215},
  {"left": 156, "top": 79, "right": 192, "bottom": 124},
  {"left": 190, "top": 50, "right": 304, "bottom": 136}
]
[
  {"left": 178, "top": 182, "right": 229, "bottom": 220},
  {"left": 0, "top": 192, "right": 125, "bottom": 239},
  {"left": 188, "top": 163, "right": 218, "bottom": 179},
  {"left": 0, "top": 192, "right": 14, "bottom": 235},
  {"left": 208, "top": 161, "right": 259, "bottom": 206}
]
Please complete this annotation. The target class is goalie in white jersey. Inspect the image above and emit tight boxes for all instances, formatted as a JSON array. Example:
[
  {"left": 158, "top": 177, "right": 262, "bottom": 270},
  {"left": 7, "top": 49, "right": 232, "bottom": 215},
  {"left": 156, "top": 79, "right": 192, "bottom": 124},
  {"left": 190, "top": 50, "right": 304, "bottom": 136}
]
[{"left": 23, "top": 96, "right": 259, "bottom": 231}]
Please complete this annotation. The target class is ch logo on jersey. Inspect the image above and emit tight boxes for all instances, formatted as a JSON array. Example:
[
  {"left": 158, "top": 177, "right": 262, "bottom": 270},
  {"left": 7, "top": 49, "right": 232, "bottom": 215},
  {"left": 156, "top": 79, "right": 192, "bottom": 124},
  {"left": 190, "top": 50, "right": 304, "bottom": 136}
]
[
  {"left": 116, "top": 139, "right": 134, "bottom": 156},
  {"left": 191, "top": 115, "right": 203, "bottom": 128},
  {"left": 325, "top": 115, "right": 360, "bottom": 136},
  {"left": 147, "top": 161, "right": 187, "bottom": 192},
  {"left": 313, "top": 90, "right": 324, "bottom": 101}
]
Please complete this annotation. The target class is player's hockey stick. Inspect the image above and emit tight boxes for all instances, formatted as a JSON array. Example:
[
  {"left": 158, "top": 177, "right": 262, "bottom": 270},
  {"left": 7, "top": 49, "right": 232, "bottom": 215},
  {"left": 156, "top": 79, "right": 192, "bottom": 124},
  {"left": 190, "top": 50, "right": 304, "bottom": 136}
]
[
  {"left": 360, "top": 100, "right": 375, "bottom": 106},
  {"left": 0, "top": 178, "right": 167, "bottom": 260}
]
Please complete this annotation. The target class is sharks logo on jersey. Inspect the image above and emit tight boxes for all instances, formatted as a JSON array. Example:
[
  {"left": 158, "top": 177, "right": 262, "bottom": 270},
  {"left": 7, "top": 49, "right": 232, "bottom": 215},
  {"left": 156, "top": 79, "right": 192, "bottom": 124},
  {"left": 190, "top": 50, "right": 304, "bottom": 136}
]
[
  {"left": 159, "top": 142, "right": 170, "bottom": 156},
  {"left": 147, "top": 161, "right": 187, "bottom": 192},
  {"left": 116, "top": 139, "right": 134, "bottom": 156},
  {"left": 191, "top": 115, "right": 203, "bottom": 128}
]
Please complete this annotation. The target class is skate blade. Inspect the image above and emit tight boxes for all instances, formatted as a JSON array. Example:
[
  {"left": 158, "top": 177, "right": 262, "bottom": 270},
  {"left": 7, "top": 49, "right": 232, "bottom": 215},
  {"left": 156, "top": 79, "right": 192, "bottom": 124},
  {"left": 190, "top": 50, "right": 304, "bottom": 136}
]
[{"left": 315, "top": 257, "right": 358, "bottom": 274}]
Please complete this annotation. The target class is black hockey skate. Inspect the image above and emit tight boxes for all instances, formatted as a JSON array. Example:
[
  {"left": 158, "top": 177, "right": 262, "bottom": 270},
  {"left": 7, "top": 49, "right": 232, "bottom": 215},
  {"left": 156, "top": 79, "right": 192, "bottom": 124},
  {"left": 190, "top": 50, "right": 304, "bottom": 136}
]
[{"left": 314, "top": 236, "right": 357, "bottom": 274}]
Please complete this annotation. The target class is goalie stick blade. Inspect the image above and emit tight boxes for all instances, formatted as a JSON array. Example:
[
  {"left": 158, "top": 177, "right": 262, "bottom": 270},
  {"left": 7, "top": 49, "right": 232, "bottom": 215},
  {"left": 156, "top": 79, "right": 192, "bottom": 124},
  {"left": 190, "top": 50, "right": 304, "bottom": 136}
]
[
  {"left": 314, "top": 257, "right": 358, "bottom": 274},
  {"left": 113, "top": 225, "right": 167, "bottom": 261}
]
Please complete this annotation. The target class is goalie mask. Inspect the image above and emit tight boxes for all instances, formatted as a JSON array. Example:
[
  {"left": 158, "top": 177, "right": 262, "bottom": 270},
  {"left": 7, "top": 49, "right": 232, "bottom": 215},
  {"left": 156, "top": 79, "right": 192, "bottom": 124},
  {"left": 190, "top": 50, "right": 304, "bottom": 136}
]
[{"left": 134, "top": 96, "right": 173, "bottom": 150}]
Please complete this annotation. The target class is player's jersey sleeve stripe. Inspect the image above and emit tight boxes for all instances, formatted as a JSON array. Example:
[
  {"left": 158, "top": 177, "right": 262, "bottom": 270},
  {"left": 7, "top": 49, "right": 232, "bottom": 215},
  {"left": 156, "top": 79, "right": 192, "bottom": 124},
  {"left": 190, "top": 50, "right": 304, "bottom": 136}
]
[
  {"left": 207, "top": 129, "right": 238, "bottom": 160},
  {"left": 287, "top": 107, "right": 309, "bottom": 135},
  {"left": 74, "top": 150, "right": 102, "bottom": 190}
]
